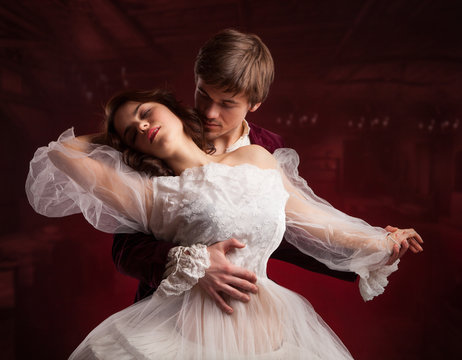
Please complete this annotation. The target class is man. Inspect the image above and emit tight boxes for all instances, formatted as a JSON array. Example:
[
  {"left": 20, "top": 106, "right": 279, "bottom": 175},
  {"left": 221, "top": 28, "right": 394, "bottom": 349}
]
[{"left": 112, "top": 29, "right": 406, "bottom": 314}]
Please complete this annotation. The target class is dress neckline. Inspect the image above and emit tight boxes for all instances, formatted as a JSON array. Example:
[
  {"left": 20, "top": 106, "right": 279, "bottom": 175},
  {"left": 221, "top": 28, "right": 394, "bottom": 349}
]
[{"left": 174, "top": 161, "right": 279, "bottom": 179}]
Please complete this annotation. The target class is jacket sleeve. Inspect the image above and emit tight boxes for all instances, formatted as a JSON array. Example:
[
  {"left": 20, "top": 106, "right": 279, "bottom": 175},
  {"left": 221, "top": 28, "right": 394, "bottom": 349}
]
[
  {"left": 271, "top": 240, "right": 358, "bottom": 282},
  {"left": 112, "top": 233, "right": 175, "bottom": 288}
]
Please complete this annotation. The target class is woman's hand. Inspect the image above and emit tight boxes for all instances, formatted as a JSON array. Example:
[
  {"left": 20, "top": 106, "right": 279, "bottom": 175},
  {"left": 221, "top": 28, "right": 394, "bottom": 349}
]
[{"left": 385, "top": 225, "right": 424, "bottom": 265}]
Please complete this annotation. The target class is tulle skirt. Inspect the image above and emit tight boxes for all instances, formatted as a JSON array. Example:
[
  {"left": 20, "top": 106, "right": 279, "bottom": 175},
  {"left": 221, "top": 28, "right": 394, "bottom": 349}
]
[{"left": 69, "top": 278, "right": 353, "bottom": 359}]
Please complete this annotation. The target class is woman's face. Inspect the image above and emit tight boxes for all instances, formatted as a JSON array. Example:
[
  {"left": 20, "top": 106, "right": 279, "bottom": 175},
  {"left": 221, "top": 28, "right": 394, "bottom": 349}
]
[{"left": 113, "top": 101, "right": 184, "bottom": 158}]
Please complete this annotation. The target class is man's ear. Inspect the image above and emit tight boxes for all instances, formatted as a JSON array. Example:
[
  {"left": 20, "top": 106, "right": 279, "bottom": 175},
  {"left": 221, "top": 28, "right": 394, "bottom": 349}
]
[{"left": 249, "top": 102, "right": 261, "bottom": 112}]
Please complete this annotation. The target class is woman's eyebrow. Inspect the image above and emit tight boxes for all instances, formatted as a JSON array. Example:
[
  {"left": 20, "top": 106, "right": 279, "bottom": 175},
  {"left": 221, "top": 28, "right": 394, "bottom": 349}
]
[
  {"left": 133, "top": 103, "right": 142, "bottom": 116},
  {"left": 122, "top": 103, "right": 142, "bottom": 139}
]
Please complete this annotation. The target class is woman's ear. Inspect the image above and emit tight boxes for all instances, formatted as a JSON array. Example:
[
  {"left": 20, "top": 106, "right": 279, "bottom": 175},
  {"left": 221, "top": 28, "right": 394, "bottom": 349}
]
[{"left": 249, "top": 102, "right": 261, "bottom": 112}]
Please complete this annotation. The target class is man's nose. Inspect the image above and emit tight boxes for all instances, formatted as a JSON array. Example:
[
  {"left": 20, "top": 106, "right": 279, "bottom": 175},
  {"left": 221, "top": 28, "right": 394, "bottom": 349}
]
[{"left": 203, "top": 102, "right": 220, "bottom": 120}]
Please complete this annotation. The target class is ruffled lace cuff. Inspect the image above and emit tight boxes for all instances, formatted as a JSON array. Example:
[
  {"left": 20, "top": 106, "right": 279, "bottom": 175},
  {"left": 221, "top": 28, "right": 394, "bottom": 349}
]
[
  {"left": 156, "top": 244, "right": 211, "bottom": 297},
  {"left": 357, "top": 260, "right": 399, "bottom": 301}
]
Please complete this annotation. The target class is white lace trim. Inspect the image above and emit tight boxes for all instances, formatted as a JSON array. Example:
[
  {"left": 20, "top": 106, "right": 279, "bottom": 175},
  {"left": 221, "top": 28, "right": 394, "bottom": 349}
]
[
  {"left": 225, "top": 120, "right": 251, "bottom": 153},
  {"left": 357, "top": 260, "right": 399, "bottom": 301},
  {"left": 156, "top": 244, "right": 211, "bottom": 297}
]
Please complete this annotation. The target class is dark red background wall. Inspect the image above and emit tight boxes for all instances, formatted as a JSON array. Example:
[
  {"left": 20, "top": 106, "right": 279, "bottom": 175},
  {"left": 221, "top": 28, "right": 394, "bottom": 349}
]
[{"left": 1, "top": 1, "right": 461, "bottom": 359}]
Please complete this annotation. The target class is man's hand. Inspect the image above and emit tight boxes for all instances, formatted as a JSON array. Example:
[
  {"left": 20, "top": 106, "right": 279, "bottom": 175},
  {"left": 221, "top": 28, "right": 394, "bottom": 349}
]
[
  {"left": 198, "top": 238, "right": 258, "bottom": 314},
  {"left": 385, "top": 225, "right": 424, "bottom": 265}
]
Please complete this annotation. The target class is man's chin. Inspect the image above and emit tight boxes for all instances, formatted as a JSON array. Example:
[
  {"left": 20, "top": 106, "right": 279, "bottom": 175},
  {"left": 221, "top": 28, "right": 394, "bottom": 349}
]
[{"left": 205, "top": 129, "right": 222, "bottom": 140}]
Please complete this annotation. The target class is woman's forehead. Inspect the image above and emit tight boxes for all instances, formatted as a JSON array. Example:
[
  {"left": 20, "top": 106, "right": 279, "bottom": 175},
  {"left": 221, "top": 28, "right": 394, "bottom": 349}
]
[{"left": 114, "top": 101, "right": 140, "bottom": 131}]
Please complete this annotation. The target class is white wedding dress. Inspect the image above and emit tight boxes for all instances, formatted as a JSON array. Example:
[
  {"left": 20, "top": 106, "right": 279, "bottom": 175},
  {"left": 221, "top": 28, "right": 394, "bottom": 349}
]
[{"left": 26, "top": 129, "right": 399, "bottom": 359}]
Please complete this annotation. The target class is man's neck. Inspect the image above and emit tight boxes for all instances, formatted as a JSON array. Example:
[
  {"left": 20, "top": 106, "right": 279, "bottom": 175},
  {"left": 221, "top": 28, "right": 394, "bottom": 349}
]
[{"left": 210, "top": 122, "right": 246, "bottom": 155}]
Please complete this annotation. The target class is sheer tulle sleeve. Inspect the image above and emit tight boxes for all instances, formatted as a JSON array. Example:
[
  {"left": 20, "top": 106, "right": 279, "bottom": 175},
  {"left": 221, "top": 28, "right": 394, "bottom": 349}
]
[
  {"left": 274, "top": 148, "right": 398, "bottom": 301},
  {"left": 25, "top": 128, "right": 153, "bottom": 234}
]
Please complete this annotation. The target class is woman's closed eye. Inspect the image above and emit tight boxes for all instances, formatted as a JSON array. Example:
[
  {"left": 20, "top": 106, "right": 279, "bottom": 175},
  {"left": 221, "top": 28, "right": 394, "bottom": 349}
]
[{"left": 140, "top": 108, "right": 151, "bottom": 119}]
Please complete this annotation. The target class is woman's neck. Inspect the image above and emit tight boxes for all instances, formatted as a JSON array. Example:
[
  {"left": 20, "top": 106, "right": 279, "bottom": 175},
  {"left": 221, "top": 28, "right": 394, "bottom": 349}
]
[{"left": 163, "top": 137, "right": 218, "bottom": 175}]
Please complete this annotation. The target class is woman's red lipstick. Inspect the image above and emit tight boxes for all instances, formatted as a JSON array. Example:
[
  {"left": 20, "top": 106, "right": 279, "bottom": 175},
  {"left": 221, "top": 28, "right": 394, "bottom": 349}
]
[{"left": 148, "top": 127, "right": 160, "bottom": 143}]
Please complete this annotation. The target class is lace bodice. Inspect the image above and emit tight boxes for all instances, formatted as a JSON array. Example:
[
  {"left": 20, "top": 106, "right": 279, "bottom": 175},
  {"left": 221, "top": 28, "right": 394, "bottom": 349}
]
[{"left": 150, "top": 163, "right": 288, "bottom": 276}]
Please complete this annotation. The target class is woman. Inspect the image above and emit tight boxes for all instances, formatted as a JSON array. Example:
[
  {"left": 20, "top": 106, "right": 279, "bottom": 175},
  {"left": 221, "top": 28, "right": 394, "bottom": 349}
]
[{"left": 26, "top": 89, "right": 423, "bottom": 359}]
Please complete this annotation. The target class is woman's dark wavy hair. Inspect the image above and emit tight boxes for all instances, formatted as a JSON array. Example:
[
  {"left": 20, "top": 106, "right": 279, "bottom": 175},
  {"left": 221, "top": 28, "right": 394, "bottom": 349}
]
[{"left": 104, "top": 88, "right": 215, "bottom": 177}]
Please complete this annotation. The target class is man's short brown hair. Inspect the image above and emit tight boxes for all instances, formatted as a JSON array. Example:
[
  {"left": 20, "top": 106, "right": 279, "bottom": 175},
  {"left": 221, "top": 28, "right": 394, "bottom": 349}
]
[{"left": 194, "top": 29, "right": 274, "bottom": 107}]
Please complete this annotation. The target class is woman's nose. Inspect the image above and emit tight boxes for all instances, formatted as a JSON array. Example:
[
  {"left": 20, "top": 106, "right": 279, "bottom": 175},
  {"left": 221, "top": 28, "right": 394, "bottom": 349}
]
[{"left": 138, "top": 120, "right": 149, "bottom": 132}]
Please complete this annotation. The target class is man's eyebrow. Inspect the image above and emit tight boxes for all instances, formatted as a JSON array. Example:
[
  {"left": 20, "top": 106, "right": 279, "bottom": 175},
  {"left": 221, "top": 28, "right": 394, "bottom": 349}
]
[
  {"left": 197, "top": 86, "right": 211, "bottom": 98},
  {"left": 198, "top": 87, "right": 238, "bottom": 104}
]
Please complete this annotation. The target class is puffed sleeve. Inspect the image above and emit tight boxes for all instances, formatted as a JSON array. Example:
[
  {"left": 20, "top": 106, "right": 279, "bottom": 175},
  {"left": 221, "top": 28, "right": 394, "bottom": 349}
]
[
  {"left": 274, "top": 148, "right": 399, "bottom": 301},
  {"left": 25, "top": 128, "right": 153, "bottom": 234}
]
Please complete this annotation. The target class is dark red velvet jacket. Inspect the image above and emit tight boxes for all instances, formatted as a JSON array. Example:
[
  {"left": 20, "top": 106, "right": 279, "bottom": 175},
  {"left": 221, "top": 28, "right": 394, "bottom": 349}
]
[{"left": 112, "top": 122, "right": 357, "bottom": 302}]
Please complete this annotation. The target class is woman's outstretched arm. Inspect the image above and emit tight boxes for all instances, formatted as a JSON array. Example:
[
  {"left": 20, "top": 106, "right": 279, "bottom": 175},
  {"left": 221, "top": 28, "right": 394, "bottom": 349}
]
[
  {"left": 283, "top": 175, "right": 423, "bottom": 256},
  {"left": 26, "top": 128, "right": 153, "bottom": 234},
  {"left": 272, "top": 148, "right": 423, "bottom": 300}
]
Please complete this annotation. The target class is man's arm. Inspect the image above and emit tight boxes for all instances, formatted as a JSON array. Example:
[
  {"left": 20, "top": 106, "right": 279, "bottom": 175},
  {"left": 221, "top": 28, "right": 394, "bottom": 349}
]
[
  {"left": 112, "top": 233, "right": 259, "bottom": 310},
  {"left": 271, "top": 240, "right": 357, "bottom": 282},
  {"left": 198, "top": 239, "right": 258, "bottom": 314},
  {"left": 112, "top": 233, "right": 174, "bottom": 290}
]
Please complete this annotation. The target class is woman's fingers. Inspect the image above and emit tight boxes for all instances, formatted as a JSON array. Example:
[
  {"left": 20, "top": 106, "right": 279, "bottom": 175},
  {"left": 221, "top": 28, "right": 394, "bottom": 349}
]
[
  {"left": 408, "top": 236, "right": 423, "bottom": 252},
  {"left": 386, "top": 228, "right": 424, "bottom": 264},
  {"left": 408, "top": 241, "right": 421, "bottom": 253},
  {"left": 412, "top": 231, "right": 424, "bottom": 244},
  {"left": 404, "top": 229, "right": 424, "bottom": 244},
  {"left": 403, "top": 229, "right": 424, "bottom": 252}
]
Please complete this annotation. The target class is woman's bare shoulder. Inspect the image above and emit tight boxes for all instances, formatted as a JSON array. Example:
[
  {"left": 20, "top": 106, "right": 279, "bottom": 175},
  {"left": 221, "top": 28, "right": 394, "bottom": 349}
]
[{"left": 223, "top": 145, "right": 278, "bottom": 170}]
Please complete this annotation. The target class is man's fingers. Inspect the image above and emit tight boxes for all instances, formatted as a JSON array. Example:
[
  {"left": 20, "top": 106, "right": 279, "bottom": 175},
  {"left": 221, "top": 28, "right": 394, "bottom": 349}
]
[
  {"left": 385, "top": 225, "right": 398, "bottom": 232},
  {"left": 228, "top": 276, "right": 258, "bottom": 294},
  {"left": 222, "top": 238, "right": 246, "bottom": 253},
  {"left": 208, "top": 288, "right": 234, "bottom": 314},
  {"left": 386, "top": 244, "right": 400, "bottom": 265},
  {"left": 220, "top": 284, "right": 251, "bottom": 303},
  {"left": 231, "top": 266, "right": 257, "bottom": 284},
  {"left": 398, "top": 239, "right": 409, "bottom": 258}
]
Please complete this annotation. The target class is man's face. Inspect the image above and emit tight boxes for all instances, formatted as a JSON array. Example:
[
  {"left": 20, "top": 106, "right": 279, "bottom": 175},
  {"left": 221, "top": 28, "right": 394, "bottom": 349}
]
[{"left": 194, "top": 77, "right": 260, "bottom": 143}]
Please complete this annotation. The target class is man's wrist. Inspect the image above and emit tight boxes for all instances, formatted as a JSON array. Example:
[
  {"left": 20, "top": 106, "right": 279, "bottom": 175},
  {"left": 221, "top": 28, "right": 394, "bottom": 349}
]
[{"left": 157, "top": 244, "right": 211, "bottom": 297}]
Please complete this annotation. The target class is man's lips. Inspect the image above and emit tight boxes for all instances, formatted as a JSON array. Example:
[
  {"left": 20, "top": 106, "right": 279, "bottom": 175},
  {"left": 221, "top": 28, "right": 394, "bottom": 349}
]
[
  {"left": 148, "top": 127, "right": 160, "bottom": 143},
  {"left": 204, "top": 121, "right": 220, "bottom": 128}
]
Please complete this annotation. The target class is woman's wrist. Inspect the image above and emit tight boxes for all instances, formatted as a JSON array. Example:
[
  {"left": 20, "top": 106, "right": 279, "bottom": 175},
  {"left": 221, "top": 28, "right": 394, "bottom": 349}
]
[{"left": 385, "top": 231, "right": 401, "bottom": 254}]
